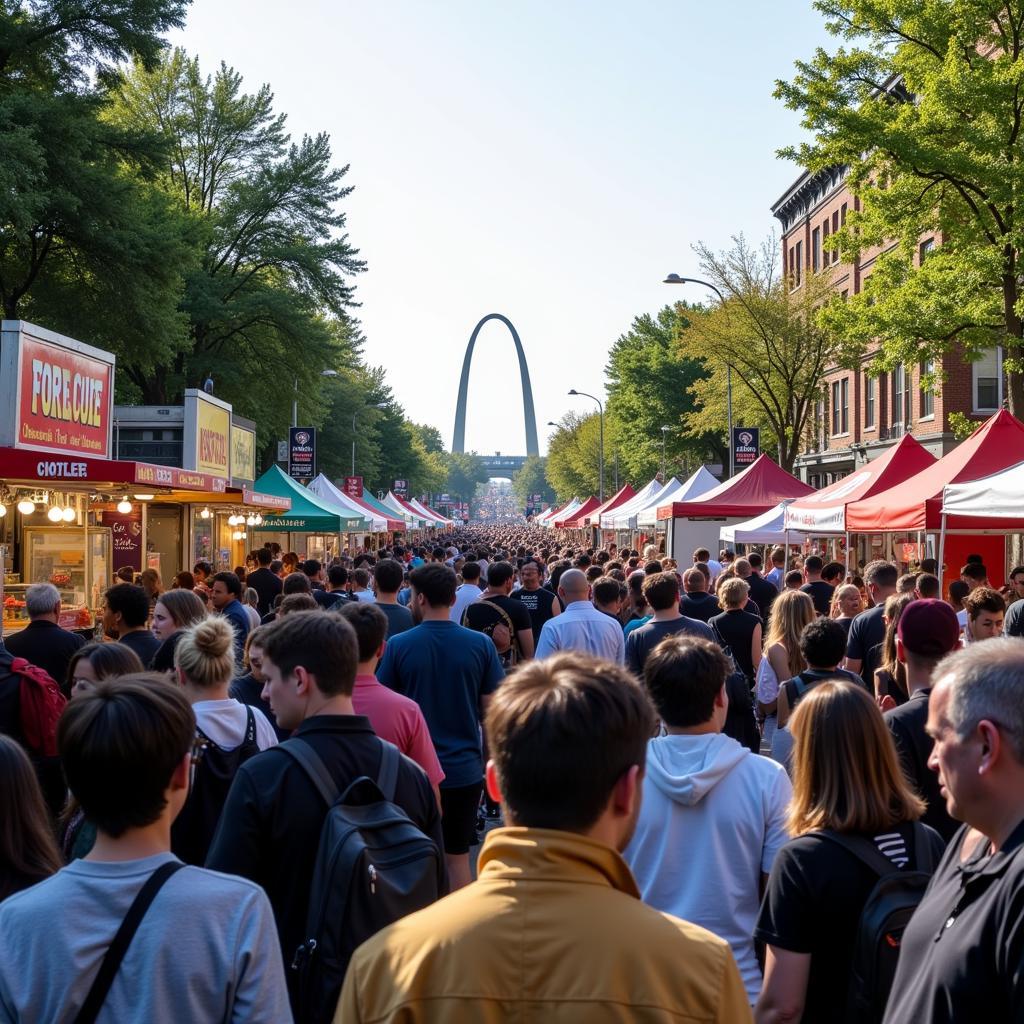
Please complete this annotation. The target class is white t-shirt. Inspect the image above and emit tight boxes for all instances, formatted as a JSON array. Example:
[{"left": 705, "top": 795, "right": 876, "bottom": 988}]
[
  {"left": 625, "top": 732, "right": 792, "bottom": 1004},
  {"left": 450, "top": 583, "right": 483, "bottom": 623},
  {"left": 193, "top": 699, "right": 278, "bottom": 751}
]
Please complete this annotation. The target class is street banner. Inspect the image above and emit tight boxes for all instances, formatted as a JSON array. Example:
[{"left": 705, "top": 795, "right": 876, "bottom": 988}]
[
  {"left": 393, "top": 478, "right": 408, "bottom": 497},
  {"left": 344, "top": 475, "right": 362, "bottom": 498},
  {"left": 288, "top": 426, "right": 316, "bottom": 482},
  {"left": 733, "top": 427, "right": 760, "bottom": 468}
]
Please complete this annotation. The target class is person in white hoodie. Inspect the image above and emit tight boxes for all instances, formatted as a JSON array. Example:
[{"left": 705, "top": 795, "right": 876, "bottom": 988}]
[{"left": 624, "top": 634, "right": 791, "bottom": 1006}]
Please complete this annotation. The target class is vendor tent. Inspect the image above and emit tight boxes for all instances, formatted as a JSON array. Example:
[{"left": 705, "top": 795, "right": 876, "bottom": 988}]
[
  {"left": 720, "top": 501, "right": 812, "bottom": 546},
  {"left": 558, "top": 496, "right": 600, "bottom": 529},
  {"left": 659, "top": 455, "right": 812, "bottom": 520},
  {"left": 845, "top": 411, "right": 1024, "bottom": 532},
  {"left": 538, "top": 498, "right": 577, "bottom": 526},
  {"left": 252, "top": 465, "right": 372, "bottom": 532},
  {"left": 584, "top": 485, "right": 636, "bottom": 528},
  {"left": 349, "top": 490, "right": 408, "bottom": 532},
  {"left": 307, "top": 475, "right": 386, "bottom": 532},
  {"left": 601, "top": 479, "right": 664, "bottom": 530},
  {"left": 407, "top": 497, "right": 453, "bottom": 526},
  {"left": 636, "top": 467, "right": 719, "bottom": 528},
  {"left": 784, "top": 434, "right": 936, "bottom": 534},
  {"left": 382, "top": 491, "right": 427, "bottom": 528},
  {"left": 942, "top": 459, "right": 1024, "bottom": 521}
]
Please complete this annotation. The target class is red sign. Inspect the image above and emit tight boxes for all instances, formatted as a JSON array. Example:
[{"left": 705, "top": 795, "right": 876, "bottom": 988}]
[
  {"left": 101, "top": 510, "right": 143, "bottom": 573},
  {"left": 18, "top": 336, "right": 113, "bottom": 459},
  {"left": 344, "top": 476, "right": 363, "bottom": 498}
]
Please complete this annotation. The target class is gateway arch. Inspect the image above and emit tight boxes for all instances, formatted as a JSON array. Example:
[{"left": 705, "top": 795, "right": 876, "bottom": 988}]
[{"left": 452, "top": 314, "right": 539, "bottom": 456}]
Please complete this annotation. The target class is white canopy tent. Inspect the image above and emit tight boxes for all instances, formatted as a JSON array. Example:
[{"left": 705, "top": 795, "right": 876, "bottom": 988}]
[
  {"left": 719, "top": 500, "right": 812, "bottom": 546},
  {"left": 541, "top": 497, "right": 582, "bottom": 528},
  {"left": 635, "top": 467, "right": 719, "bottom": 529},
  {"left": 941, "top": 459, "right": 1024, "bottom": 519},
  {"left": 407, "top": 496, "right": 452, "bottom": 526},
  {"left": 381, "top": 491, "right": 425, "bottom": 528},
  {"left": 601, "top": 478, "right": 665, "bottom": 530},
  {"left": 307, "top": 474, "right": 388, "bottom": 532}
]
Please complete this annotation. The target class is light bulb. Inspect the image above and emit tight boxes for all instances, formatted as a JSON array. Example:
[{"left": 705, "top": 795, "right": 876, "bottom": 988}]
[
  {"left": 200, "top": 507, "right": 211, "bottom": 519},
  {"left": 246, "top": 515, "right": 256, "bottom": 526},
  {"left": 232, "top": 530, "right": 243, "bottom": 541},
  {"left": 117, "top": 498, "right": 132, "bottom": 514},
  {"left": 62, "top": 507, "right": 76, "bottom": 522},
  {"left": 133, "top": 494, "right": 154, "bottom": 501},
  {"left": 0, "top": 504, "right": 6, "bottom": 517},
  {"left": 17, "top": 499, "right": 35, "bottom": 515},
  {"left": 47, "top": 506, "right": 63, "bottom": 522}
]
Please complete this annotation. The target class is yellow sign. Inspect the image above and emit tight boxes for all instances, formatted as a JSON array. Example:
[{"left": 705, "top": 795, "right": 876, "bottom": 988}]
[
  {"left": 195, "top": 397, "right": 230, "bottom": 476},
  {"left": 231, "top": 424, "right": 256, "bottom": 483}
]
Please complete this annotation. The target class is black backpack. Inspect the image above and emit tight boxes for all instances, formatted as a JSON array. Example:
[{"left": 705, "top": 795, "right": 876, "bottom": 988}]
[
  {"left": 816, "top": 823, "right": 940, "bottom": 1024},
  {"left": 171, "top": 706, "right": 261, "bottom": 865},
  {"left": 281, "top": 737, "right": 444, "bottom": 1024}
]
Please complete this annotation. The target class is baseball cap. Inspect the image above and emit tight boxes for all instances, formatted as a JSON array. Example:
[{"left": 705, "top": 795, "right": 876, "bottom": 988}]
[{"left": 897, "top": 599, "right": 961, "bottom": 659}]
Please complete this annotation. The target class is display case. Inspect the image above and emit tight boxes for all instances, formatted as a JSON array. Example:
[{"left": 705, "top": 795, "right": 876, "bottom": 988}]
[{"left": 2, "top": 583, "right": 94, "bottom": 636}]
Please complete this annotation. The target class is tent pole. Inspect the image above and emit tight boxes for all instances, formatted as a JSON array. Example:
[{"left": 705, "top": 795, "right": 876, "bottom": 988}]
[
  {"left": 845, "top": 532, "right": 851, "bottom": 576},
  {"left": 938, "top": 514, "right": 947, "bottom": 586}
]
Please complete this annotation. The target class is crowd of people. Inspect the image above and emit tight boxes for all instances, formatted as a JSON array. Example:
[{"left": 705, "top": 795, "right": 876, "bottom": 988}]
[{"left": 0, "top": 526, "right": 1022, "bottom": 1022}]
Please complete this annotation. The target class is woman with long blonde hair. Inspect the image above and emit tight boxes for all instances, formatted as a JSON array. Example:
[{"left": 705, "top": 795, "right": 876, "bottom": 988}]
[
  {"left": 755, "top": 589, "right": 815, "bottom": 748},
  {"left": 873, "top": 593, "right": 915, "bottom": 709},
  {"left": 754, "top": 681, "right": 944, "bottom": 1024}
]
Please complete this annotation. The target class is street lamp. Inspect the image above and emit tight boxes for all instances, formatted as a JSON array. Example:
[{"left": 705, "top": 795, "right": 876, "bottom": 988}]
[
  {"left": 352, "top": 402, "right": 389, "bottom": 476},
  {"left": 663, "top": 274, "right": 735, "bottom": 478},
  {"left": 293, "top": 369, "right": 340, "bottom": 427},
  {"left": 660, "top": 425, "right": 670, "bottom": 480},
  {"left": 568, "top": 389, "right": 604, "bottom": 503}
]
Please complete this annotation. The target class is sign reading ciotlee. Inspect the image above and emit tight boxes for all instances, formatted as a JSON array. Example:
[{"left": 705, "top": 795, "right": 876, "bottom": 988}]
[{"left": 0, "top": 321, "right": 115, "bottom": 459}]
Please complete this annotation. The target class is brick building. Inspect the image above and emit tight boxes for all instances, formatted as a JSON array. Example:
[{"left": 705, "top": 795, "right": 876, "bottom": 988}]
[{"left": 770, "top": 167, "right": 1005, "bottom": 486}]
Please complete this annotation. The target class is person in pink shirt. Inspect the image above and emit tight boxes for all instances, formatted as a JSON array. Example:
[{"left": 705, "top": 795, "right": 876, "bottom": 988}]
[{"left": 339, "top": 602, "right": 444, "bottom": 807}]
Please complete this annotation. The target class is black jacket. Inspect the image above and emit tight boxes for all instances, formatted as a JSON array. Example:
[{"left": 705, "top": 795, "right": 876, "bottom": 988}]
[
  {"left": 205, "top": 714, "right": 445, "bottom": 1003},
  {"left": 3, "top": 620, "right": 85, "bottom": 695},
  {"left": 246, "top": 566, "right": 283, "bottom": 617},
  {"left": 746, "top": 572, "right": 779, "bottom": 626}
]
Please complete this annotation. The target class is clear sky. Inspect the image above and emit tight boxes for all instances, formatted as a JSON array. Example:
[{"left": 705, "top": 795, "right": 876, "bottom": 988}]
[{"left": 173, "top": 1, "right": 832, "bottom": 456}]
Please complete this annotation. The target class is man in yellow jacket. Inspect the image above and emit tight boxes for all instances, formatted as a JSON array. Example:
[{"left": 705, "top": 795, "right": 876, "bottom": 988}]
[{"left": 337, "top": 652, "right": 751, "bottom": 1023}]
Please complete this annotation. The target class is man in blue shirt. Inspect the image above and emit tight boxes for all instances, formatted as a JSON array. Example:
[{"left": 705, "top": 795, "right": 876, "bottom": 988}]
[
  {"left": 209, "top": 571, "right": 251, "bottom": 665},
  {"left": 377, "top": 563, "right": 504, "bottom": 890}
]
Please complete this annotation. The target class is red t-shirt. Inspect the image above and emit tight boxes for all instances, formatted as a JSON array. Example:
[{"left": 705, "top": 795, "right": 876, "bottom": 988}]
[{"left": 352, "top": 675, "right": 445, "bottom": 786}]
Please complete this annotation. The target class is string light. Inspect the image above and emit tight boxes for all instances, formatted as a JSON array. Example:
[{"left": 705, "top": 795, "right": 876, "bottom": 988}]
[
  {"left": 200, "top": 507, "right": 211, "bottom": 519},
  {"left": 17, "top": 498, "right": 35, "bottom": 515},
  {"left": 62, "top": 507, "right": 76, "bottom": 522},
  {"left": 47, "top": 506, "right": 63, "bottom": 522},
  {"left": 117, "top": 498, "right": 132, "bottom": 514}
]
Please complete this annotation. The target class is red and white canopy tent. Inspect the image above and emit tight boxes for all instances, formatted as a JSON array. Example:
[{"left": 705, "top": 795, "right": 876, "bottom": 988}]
[
  {"left": 845, "top": 411, "right": 1024, "bottom": 587},
  {"left": 582, "top": 484, "right": 636, "bottom": 531},
  {"left": 535, "top": 498, "right": 572, "bottom": 526},
  {"left": 783, "top": 434, "right": 937, "bottom": 567},
  {"left": 407, "top": 496, "right": 453, "bottom": 527},
  {"left": 558, "top": 496, "right": 600, "bottom": 530},
  {"left": 657, "top": 454, "right": 812, "bottom": 560}
]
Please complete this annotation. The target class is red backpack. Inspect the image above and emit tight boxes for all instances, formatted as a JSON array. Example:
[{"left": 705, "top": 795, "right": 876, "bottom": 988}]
[{"left": 13, "top": 658, "right": 67, "bottom": 757}]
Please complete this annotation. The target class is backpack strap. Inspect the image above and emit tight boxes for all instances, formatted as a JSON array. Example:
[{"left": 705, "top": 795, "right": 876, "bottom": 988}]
[
  {"left": 910, "top": 821, "right": 939, "bottom": 873},
  {"left": 278, "top": 738, "right": 339, "bottom": 807},
  {"left": 74, "top": 861, "right": 183, "bottom": 1024},
  {"left": 377, "top": 740, "right": 400, "bottom": 802},
  {"left": 477, "top": 600, "right": 518, "bottom": 648},
  {"left": 815, "top": 830, "right": 902, "bottom": 877},
  {"left": 243, "top": 704, "right": 256, "bottom": 744}
]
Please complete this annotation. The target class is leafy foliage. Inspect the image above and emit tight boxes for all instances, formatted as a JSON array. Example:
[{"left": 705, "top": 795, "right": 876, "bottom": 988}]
[
  {"left": 445, "top": 452, "right": 489, "bottom": 501},
  {"left": 545, "top": 412, "right": 615, "bottom": 502},
  {"left": 511, "top": 456, "right": 554, "bottom": 506},
  {"left": 777, "top": 0, "right": 1024, "bottom": 412}
]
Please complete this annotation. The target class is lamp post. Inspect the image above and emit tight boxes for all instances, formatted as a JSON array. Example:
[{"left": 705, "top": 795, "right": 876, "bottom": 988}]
[
  {"left": 568, "top": 389, "right": 604, "bottom": 503},
  {"left": 293, "top": 369, "right": 340, "bottom": 428},
  {"left": 352, "top": 402, "right": 389, "bottom": 476},
  {"left": 660, "top": 425, "right": 670, "bottom": 480},
  {"left": 663, "top": 273, "right": 734, "bottom": 478}
]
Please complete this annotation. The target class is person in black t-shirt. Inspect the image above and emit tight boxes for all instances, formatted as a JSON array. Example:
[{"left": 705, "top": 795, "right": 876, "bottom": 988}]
[
  {"left": 709, "top": 577, "right": 762, "bottom": 680},
  {"left": 680, "top": 568, "right": 721, "bottom": 623},
  {"left": 844, "top": 560, "right": 898, "bottom": 685},
  {"left": 799, "top": 556, "right": 835, "bottom": 617},
  {"left": 755, "top": 680, "right": 943, "bottom": 1024},
  {"left": 462, "top": 561, "right": 535, "bottom": 664},
  {"left": 509, "top": 560, "right": 560, "bottom": 643},
  {"left": 246, "top": 548, "right": 282, "bottom": 617}
]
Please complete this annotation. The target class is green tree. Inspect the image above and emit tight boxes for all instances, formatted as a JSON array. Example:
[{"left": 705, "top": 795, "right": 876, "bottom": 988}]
[
  {"left": 108, "top": 49, "right": 365, "bottom": 413},
  {"left": 679, "top": 235, "right": 841, "bottom": 472},
  {"left": 776, "top": 0, "right": 1024, "bottom": 413},
  {"left": 0, "top": 2, "right": 193, "bottom": 368},
  {"left": 605, "top": 304, "right": 722, "bottom": 481},
  {"left": 445, "top": 452, "right": 489, "bottom": 502},
  {"left": 545, "top": 413, "right": 614, "bottom": 501},
  {"left": 511, "top": 456, "right": 554, "bottom": 507}
]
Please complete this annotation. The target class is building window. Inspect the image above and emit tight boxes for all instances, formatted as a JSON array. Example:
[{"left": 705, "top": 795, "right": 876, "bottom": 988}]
[
  {"left": 865, "top": 374, "right": 876, "bottom": 429},
  {"left": 920, "top": 358, "right": 935, "bottom": 418},
  {"left": 795, "top": 240, "right": 802, "bottom": 286},
  {"left": 919, "top": 238, "right": 935, "bottom": 264},
  {"left": 823, "top": 219, "right": 831, "bottom": 265},
  {"left": 832, "top": 210, "right": 840, "bottom": 263},
  {"left": 973, "top": 347, "right": 1003, "bottom": 412},
  {"left": 812, "top": 227, "right": 821, "bottom": 273},
  {"left": 831, "top": 381, "right": 840, "bottom": 435},
  {"left": 788, "top": 246, "right": 795, "bottom": 288},
  {"left": 840, "top": 377, "right": 849, "bottom": 433},
  {"left": 840, "top": 202, "right": 848, "bottom": 227},
  {"left": 892, "top": 365, "right": 907, "bottom": 429}
]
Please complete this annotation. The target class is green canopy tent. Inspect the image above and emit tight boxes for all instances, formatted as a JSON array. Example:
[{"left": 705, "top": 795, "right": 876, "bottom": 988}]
[
  {"left": 251, "top": 465, "right": 373, "bottom": 533},
  {"left": 359, "top": 489, "right": 418, "bottom": 532}
]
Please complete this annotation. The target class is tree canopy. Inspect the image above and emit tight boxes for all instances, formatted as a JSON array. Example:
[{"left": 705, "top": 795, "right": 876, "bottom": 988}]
[{"left": 777, "top": 0, "right": 1024, "bottom": 413}]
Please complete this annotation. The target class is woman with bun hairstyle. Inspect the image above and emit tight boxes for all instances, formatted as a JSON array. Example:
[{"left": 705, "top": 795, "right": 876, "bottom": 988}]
[
  {"left": 149, "top": 587, "right": 208, "bottom": 673},
  {"left": 170, "top": 616, "right": 277, "bottom": 864}
]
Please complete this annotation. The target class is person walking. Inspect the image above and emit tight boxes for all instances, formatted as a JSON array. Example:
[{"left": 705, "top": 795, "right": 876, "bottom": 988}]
[
  {"left": 246, "top": 548, "right": 283, "bottom": 617},
  {"left": 372, "top": 558, "right": 414, "bottom": 638},
  {"left": 755, "top": 590, "right": 815, "bottom": 751},
  {"left": 535, "top": 568, "right": 625, "bottom": 664},
  {"left": 625, "top": 572, "right": 713, "bottom": 677},
  {"left": 3, "top": 582, "right": 85, "bottom": 693},
  {"left": 509, "top": 558, "right": 560, "bottom": 643},
  {"left": 150, "top": 588, "right": 208, "bottom": 673},
  {"left": 339, "top": 652, "right": 751, "bottom": 1023}
]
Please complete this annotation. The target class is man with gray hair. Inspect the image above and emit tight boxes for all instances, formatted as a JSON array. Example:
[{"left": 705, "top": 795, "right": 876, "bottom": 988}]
[
  {"left": 883, "top": 638, "right": 1024, "bottom": 1023},
  {"left": 535, "top": 569, "right": 625, "bottom": 663},
  {"left": 4, "top": 581, "right": 85, "bottom": 692}
]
